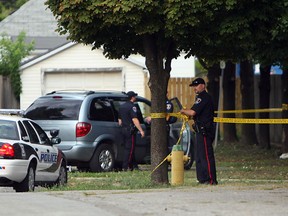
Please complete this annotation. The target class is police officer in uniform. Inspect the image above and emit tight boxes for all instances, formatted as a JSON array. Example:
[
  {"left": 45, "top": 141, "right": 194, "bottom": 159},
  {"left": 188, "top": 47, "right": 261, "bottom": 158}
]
[
  {"left": 181, "top": 78, "right": 217, "bottom": 185},
  {"left": 118, "top": 91, "right": 145, "bottom": 171}
]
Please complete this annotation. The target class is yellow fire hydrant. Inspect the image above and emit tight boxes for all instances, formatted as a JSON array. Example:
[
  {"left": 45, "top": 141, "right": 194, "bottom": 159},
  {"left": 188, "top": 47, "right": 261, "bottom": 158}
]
[{"left": 167, "top": 145, "right": 190, "bottom": 186}]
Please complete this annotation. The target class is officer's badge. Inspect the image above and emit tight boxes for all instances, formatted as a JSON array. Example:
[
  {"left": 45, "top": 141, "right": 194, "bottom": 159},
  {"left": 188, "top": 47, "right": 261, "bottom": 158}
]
[
  {"left": 195, "top": 98, "right": 202, "bottom": 104},
  {"left": 133, "top": 106, "right": 137, "bottom": 113}
]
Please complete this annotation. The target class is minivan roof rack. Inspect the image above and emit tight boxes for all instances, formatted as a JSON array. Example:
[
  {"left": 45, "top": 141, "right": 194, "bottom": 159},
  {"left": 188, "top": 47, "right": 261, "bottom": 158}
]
[
  {"left": 0, "top": 109, "right": 24, "bottom": 116},
  {"left": 46, "top": 90, "right": 126, "bottom": 96},
  {"left": 46, "top": 90, "right": 95, "bottom": 95}
]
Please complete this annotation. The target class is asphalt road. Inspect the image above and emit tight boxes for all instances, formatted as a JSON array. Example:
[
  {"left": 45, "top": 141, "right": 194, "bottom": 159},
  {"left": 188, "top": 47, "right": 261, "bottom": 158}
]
[{"left": 0, "top": 185, "right": 287, "bottom": 216}]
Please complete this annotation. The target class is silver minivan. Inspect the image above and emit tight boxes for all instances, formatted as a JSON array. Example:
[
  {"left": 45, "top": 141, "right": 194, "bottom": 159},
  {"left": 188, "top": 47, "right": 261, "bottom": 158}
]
[{"left": 24, "top": 91, "right": 194, "bottom": 172}]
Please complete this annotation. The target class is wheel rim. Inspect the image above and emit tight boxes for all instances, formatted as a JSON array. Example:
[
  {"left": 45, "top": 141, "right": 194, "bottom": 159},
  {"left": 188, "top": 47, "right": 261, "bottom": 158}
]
[
  {"left": 99, "top": 150, "right": 113, "bottom": 170},
  {"left": 28, "top": 167, "right": 35, "bottom": 191}
]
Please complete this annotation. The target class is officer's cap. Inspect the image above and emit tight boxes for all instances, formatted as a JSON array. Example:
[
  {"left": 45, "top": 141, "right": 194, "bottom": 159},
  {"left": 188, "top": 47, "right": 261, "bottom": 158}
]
[
  {"left": 189, "top": 78, "right": 205, "bottom": 87},
  {"left": 126, "top": 91, "right": 138, "bottom": 98}
]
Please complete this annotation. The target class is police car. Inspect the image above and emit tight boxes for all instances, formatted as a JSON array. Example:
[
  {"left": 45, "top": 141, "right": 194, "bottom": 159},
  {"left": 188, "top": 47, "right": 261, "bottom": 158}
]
[{"left": 0, "top": 111, "right": 67, "bottom": 192}]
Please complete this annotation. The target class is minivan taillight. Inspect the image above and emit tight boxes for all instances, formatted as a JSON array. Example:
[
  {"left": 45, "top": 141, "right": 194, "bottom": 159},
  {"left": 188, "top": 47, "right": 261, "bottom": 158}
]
[
  {"left": 76, "top": 122, "right": 92, "bottom": 137},
  {"left": 0, "top": 143, "right": 15, "bottom": 158}
]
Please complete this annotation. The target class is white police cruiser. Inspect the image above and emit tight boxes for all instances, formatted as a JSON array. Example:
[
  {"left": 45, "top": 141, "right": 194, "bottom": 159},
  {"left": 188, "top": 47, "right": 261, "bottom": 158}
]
[{"left": 0, "top": 110, "right": 67, "bottom": 192}]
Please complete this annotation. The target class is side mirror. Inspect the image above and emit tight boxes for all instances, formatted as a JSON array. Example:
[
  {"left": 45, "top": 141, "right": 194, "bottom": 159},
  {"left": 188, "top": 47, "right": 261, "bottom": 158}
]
[
  {"left": 50, "top": 129, "right": 59, "bottom": 138},
  {"left": 51, "top": 137, "right": 61, "bottom": 144}
]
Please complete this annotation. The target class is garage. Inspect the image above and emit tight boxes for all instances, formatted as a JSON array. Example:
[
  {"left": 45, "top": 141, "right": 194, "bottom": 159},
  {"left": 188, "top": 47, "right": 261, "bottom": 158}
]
[
  {"left": 43, "top": 68, "right": 123, "bottom": 94},
  {"left": 20, "top": 42, "right": 146, "bottom": 110}
]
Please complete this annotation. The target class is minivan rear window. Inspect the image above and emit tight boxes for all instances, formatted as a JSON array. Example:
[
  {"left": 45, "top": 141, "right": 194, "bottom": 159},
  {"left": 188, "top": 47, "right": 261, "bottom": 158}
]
[{"left": 25, "top": 98, "right": 82, "bottom": 120}]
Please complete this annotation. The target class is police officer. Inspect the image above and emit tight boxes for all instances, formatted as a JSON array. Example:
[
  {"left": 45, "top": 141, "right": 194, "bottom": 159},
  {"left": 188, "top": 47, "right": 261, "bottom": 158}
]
[
  {"left": 118, "top": 91, "right": 145, "bottom": 171},
  {"left": 181, "top": 78, "right": 217, "bottom": 185}
]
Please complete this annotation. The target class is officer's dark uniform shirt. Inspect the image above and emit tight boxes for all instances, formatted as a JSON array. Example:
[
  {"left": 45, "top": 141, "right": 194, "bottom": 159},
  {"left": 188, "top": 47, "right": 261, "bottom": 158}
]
[
  {"left": 119, "top": 101, "right": 138, "bottom": 127},
  {"left": 191, "top": 90, "right": 214, "bottom": 124}
]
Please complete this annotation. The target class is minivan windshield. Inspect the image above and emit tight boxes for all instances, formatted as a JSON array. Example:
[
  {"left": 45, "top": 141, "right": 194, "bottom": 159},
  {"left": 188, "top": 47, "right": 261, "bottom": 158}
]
[{"left": 25, "top": 99, "right": 82, "bottom": 120}]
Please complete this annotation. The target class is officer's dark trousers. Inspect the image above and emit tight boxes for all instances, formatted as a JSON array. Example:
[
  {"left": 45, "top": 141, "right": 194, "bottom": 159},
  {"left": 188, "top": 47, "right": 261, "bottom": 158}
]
[
  {"left": 122, "top": 128, "right": 137, "bottom": 170},
  {"left": 195, "top": 132, "right": 217, "bottom": 183}
]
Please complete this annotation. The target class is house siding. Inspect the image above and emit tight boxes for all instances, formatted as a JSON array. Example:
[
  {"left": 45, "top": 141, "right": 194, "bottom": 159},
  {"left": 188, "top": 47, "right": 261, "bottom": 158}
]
[{"left": 20, "top": 44, "right": 146, "bottom": 109}]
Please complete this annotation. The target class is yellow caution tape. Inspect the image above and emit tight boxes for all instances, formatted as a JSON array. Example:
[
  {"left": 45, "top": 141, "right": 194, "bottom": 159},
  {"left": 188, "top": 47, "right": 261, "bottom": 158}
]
[
  {"left": 150, "top": 113, "right": 166, "bottom": 119},
  {"left": 150, "top": 104, "right": 288, "bottom": 117},
  {"left": 150, "top": 112, "right": 189, "bottom": 175},
  {"left": 150, "top": 103, "right": 288, "bottom": 175},
  {"left": 151, "top": 111, "right": 288, "bottom": 124},
  {"left": 215, "top": 104, "right": 288, "bottom": 114},
  {"left": 214, "top": 117, "right": 288, "bottom": 124},
  {"left": 150, "top": 112, "right": 189, "bottom": 120},
  {"left": 215, "top": 108, "right": 282, "bottom": 114},
  {"left": 151, "top": 154, "right": 171, "bottom": 175}
]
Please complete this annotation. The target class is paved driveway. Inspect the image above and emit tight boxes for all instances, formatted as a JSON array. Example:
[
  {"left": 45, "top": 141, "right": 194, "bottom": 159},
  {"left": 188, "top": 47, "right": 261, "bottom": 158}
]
[{"left": 0, "top": 185, "right": 287, "bottom": 216}]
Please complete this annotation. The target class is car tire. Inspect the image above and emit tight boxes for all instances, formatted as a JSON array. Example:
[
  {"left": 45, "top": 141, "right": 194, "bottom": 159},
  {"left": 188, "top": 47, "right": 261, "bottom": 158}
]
[
  {"left": 89, "top": 143, "right": 115, "bottom": 172},
  {"left": 184, "top": 149, "right": 194, "bottom": 170},
  {"left": 14, "top": 165, "right": 35, "bottom": 192},
  {"left": 55, "top": 161, "right": 67, "bottom": 186},
  {"left": 184, "top": 137, "right": 195, "bottom": 170}
]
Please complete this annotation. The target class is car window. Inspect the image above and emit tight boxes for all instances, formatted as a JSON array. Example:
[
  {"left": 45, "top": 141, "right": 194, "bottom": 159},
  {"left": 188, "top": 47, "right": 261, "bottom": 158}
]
[
  {"left": 25, "top": 98, "right": 82, "bottom": 120},
  {"left": 112, "top": 99, "right": 150, "bottom": 124},
  {"left": 30, "top": 121, "right": 50, "bottom": 145},
  {"left": 18, "top": 121, "right": 29, "bottom": 142},
  {"left": 112, "top": 100, "right": 125, "bottom": 120},
  {"left": 22, "top": 120, "right": 40, "bottom": 144},
  {"left": 137, "top": 101, "right": 151, "bottom": 120},
  {"left": 0, "top": 120, "right": 19, "bottom": 140},
  {"left": 89, "top": 98, "right": 115, "bottom": 122},
  {"left": 169, "top": 97, "right": 183, "bottom": 123},
  {"left": 170, "top": 97, "right": 182, "bottom": 112}
]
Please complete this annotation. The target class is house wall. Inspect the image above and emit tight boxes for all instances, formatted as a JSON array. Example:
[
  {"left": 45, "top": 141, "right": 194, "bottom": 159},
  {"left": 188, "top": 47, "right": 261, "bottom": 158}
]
[{"left": 20, "top": 44, "right": 146, "bottom": 109}]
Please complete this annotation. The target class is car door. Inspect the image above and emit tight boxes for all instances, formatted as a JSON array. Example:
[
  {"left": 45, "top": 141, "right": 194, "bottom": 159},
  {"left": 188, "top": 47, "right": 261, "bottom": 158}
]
[
  {"left": 88, "top": 97, "right": 123, "bottom": 162},
  {"left": 30, "top": 121, "right": 60, "bottom": 181},
  {"left": 22, "top": 120, "right": 58, "bottom": 181},
  {"left": 168, "top": 97, "right": 191, "bottom": 154},
  {"left": 111, "top": 98, "right": 151, "bottom": 164},
  {"left": 132, "top": 99, "right": 151, "bottom": 163}
]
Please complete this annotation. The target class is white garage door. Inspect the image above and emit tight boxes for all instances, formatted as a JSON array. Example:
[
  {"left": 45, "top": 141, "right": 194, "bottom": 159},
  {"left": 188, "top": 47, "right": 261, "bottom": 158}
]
[{"left": 43, "top": 70, "right": 123, "bottom": 94}]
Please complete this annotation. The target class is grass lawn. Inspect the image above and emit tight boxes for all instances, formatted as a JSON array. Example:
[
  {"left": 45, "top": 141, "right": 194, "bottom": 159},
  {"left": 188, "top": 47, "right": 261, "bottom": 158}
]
[{"left": 43, "top": 142, "right": 288, "bottom": 191}]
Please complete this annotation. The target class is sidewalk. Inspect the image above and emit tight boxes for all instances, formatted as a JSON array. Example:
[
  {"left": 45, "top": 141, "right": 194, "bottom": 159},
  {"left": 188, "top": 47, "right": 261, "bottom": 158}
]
[
  {"left": 45, "top": 185, "right": 288, "bottom": 216},
  {"left": 1, "top": 184, "right": 287, "bottom": 215}
]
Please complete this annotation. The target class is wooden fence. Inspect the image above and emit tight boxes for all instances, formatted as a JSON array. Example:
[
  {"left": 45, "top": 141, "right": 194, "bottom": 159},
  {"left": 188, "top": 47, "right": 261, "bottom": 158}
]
[
  {"left": 144, "top": 75, "right": 283, "bottom": 144},
  {"left": 144, "top": 76, "right": 195, "bottom": 108},
  {"left": 168, "top": 78, "right": 195, "bottom": 108}
]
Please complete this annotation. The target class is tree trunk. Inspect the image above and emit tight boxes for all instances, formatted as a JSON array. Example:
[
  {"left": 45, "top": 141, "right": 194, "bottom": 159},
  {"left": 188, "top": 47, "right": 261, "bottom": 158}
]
[
  {"left": 223, "top": 61, "right": 238, "bottom": 142},
  {"left": 282, "top": 68, "right": 288, "bottom": 153},
  {"left": 259, "top": 65, "right": 271, "bottom": 149},
  {"left": 143, "top": 35, "right": 172, "bottom": 184},
  {"left": 206, "top": 64, "right": 221, "bottom": 141},
  {"left": 207, "top": 64, "right": 221, "bottom": 111},
  {"left": 240, "top": 60, "right": 258, "bottom": 145}
]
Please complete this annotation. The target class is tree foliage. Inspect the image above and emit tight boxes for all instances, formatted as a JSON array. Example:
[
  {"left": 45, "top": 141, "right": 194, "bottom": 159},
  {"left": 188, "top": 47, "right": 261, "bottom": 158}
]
[
  {"left": 0, "top": 32, "right": 34, "bottom": 99},
  {"left": 46, "top": 0, "right": 288, "bottom": 182},
  {"left": 0, "top": 0, "right": 28, "bottom": 21}
]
